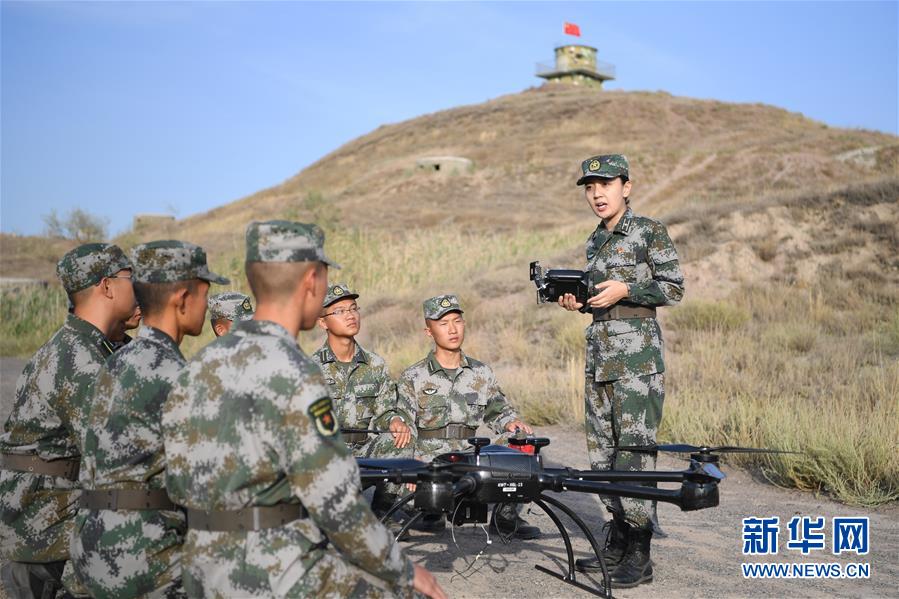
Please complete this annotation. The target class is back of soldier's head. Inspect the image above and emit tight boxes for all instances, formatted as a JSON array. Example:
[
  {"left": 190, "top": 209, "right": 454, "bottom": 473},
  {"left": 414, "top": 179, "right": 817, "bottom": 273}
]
[
  {"left": 244, "top": 220, "right": 339, "bottom": 303},
  {"left": 131, "top": 240, "right": 229, "bottom": 319}
]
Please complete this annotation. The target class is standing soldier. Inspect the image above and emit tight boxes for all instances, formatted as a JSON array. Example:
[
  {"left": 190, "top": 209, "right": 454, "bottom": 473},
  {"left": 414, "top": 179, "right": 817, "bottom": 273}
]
[
  {"left": 398, "top": 294, "right": 540, "bottom": 538},
  {"left": 161, "top": 221, "right": 444, "bottom": 598},
  {"left": 558, "top": 154, "right": 684, "bottom": 587},
  {"left": 71, "top": 240, "right": 228, "bottom": 598},
  {"left": 0, "top": 243, "right": 133, "bottom": 598},
  {"left": 207, "top": 291, "right": 254, "bottom": 337}
]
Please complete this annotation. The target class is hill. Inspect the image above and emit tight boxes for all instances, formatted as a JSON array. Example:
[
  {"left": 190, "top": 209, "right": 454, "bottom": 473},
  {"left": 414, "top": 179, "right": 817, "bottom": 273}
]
[{"left": 2, "top": 86, "right": 897, "bottom": 504}]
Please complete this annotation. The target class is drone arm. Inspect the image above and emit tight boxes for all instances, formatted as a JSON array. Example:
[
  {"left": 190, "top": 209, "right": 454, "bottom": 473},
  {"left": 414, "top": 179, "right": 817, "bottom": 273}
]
[
  {"left": 542, "top": 478, "right": 686, "bottom": 506},
  {"left": 541, "top": 468, "right": 687, "bottom": 483}
]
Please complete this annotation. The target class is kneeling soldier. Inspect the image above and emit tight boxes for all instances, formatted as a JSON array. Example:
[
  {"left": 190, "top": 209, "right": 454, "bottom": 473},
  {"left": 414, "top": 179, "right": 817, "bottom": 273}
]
[
  {"left": 208, "top": 291, "right": 254, "bottom": 337},
  {"left": 0, "top": 244, "right": 133, "bottom": 599},
  {"left": 71, "top": 240, "right": 228, "bottom": 599},
  {"left": 398, "top": 294, "right": 540, "bottom": 539},
  {"left": 161, "top": 221, "right": 444, "bottom": 598}
]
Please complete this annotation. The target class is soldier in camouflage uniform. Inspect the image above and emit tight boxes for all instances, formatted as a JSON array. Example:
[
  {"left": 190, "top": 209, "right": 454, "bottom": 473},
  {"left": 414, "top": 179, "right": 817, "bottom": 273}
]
[
  {"left": 207, "top": 291, "right": 254, "bottom": 337},
  {"left": 312, "top": 283, "right": 413, "bottom": 521},
  {"left": 70, "top": 240, "right": 228, "bottom": 599},
  {"left": 161, "top": 221, "right": 444, "bottom": 599},
  {"left": 559, "top": 155, "right": 684, "bottom": 587},
  {"left": 398, "top": 294, "right": 540, "bottom": 539},
  {"left": 312, "top": 283, "right": 412, "bottom": 458},
  {"left": 0, "top": 243, "right": 133, "bottom": 598}
]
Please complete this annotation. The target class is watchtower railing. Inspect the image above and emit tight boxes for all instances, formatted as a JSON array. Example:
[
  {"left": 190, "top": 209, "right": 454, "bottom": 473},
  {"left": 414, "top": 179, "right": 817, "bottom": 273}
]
[{"left": 535, "top": 61, "right": 616, "bottom": 80}]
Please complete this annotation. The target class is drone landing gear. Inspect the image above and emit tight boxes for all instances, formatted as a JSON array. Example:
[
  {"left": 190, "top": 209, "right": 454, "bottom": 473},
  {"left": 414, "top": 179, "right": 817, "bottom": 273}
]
[{"left": 532, "top": 494, "right": 612, "bottom": 599}]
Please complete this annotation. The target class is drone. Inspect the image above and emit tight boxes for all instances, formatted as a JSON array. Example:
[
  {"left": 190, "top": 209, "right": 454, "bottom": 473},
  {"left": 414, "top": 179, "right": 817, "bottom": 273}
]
[{"left": 353, "top": 435, "right": 789, "bottom": 598}]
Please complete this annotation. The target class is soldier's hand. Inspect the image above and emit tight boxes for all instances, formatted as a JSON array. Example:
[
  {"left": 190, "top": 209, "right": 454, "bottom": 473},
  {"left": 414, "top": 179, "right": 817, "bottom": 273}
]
[
  {"left": 412, "top": 564, "right": 447, "bottom": 599},
  {"left": 505, "top": 420, "right": 533, "bottom": 434},
  {"left": 558, "top": 292, "right": 584, "bottom": 311},
  {"left": 389, "top": 417, "right": 411, "bottom": 449},
  {"left": 587, "top": 280, "right": 629, "bottom": 309}
]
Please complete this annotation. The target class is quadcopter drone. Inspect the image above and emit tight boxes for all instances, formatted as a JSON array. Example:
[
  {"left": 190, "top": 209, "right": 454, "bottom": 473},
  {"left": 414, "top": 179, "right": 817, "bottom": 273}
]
[{"left": 352, "top": 434, "right": 786, "bottom": 598}]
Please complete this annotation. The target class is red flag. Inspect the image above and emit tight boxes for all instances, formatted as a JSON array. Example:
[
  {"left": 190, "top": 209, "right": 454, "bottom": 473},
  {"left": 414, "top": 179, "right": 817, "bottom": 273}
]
[{"left": 564, "top": 22, "right": 581, "bottom": 37}]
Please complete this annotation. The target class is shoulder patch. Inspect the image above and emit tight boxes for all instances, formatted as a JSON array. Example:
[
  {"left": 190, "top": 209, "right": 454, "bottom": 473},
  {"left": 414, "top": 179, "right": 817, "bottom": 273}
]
[{"left": 308, "top": 396, "right": 338, "bottom": 436}]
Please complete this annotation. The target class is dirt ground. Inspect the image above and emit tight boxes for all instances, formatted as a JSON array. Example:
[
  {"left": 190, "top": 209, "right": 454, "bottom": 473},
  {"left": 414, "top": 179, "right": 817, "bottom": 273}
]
[{"left": 1, "top": 357, "right": 896, "bottom": 598}]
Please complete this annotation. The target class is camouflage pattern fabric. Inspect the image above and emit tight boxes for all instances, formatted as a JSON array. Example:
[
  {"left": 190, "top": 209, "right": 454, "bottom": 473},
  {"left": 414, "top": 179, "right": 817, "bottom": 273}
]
[
  {"left": 70, "top": 326, "right": 187, "bottom": 599},
  {"left": 421, "top": 294, "right": 463, "bottom": 321},
  {"left": 398, "top": 351, "right": 517, "bottom": 461},
  {"left": 0, "top": 314, "right": 113, "bottom": 562},
  {"left": 162, "top": 319, "right": 414, "bottom": 597},
  {"left": 56, "top": 243, "right": 132, "bottom": 293},
  {"left": 311, "top": 342, "right": 410, "bottom": 458},
  {"left": 245, "top": 220, "right": 339, "bottom": 267},
  {"left": 207, "top": 292, "right": 254, "bottom": 323},
  {"left": 131, "top": 240, "right": 229, "bottom": 285},
  {"left": 585, "top": 374, "right": 665, "bottom": 528},
  {"left": 576, "top": 153, "right": 630, "bottom": 185},
  {"left": 582, "top": 206, "right": 684, "bottom": 529},
  {"left": 322, "top": 283, "right": 359, "bottom": 309}
]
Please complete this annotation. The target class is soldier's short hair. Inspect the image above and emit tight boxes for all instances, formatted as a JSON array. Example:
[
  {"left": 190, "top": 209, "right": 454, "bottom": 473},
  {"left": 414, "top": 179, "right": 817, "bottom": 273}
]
[
  {"left": 134, "top": 279, "right": 203, "bottom": 317},
  {"left": 245, "top": 261, "right": 321, "bottom": 303}
]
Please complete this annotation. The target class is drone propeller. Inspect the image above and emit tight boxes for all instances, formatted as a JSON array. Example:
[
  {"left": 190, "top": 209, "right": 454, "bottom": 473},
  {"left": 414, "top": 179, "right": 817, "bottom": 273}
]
[{"left": 617, "top": 443, "right": 800, "bottom": 455}]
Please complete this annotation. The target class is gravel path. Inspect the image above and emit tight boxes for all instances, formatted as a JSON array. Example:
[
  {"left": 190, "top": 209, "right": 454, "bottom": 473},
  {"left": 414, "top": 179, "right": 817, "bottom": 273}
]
[{"left": 1, "top": 357, "right": 896, "bottom": 598}]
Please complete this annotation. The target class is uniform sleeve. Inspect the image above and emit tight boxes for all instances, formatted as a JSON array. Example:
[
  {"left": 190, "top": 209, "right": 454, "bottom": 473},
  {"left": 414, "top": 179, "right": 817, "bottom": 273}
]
[
  {"left": 394, "top": 374, "right": 419, "bottom": 438},
  {"left": 481, "top": 370, "right": 518, "bottom": 434},
  {"left": 370, "top": 365, "right": 412, "bottom": 430},
  {"left": 278, "top": 373, "right": 414, "bottom": 591},
  {"left": 628, "top": 222, "right": 685, "bottom": 307}
]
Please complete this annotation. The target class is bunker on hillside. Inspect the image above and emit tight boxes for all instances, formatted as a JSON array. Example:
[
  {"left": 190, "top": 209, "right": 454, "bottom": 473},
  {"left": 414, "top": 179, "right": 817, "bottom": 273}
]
[{"left": 416, "top": 156, "right": 473, "bottom": 174}]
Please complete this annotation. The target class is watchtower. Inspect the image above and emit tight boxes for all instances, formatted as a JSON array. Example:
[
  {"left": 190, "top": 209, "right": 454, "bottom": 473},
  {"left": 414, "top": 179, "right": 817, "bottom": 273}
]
[{"left": 536, "top": 44, "right": 615, "bottom": 89}]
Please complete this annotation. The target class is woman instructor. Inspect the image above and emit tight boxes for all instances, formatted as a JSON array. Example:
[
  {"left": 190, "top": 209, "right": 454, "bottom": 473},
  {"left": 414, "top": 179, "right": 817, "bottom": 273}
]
[{"left": 558, "top": 154, "right": 684, "bottom": 588}]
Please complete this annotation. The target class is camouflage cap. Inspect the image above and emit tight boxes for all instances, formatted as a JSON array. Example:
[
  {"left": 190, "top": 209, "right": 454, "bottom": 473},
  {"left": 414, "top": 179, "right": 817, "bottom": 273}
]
[
  {"left": 130, "top": 240, "right": 230, "bottom": 285},
  {"left": 576, "top": 154, "right": 630, "bottom": 185},
  {"left": 56, "top": 243, "right": 132, "bottom": 293},
  {"left": 245, "top": 220, "right": 340, "bottom": 267},
  {"left": 208, "top": 291, "right": 254, "bottom": 322},
  {"left": 423, "top": 294, "right": 464, "bottom": 320},
  {"left": 322, "top": 283, "right": 359, "bottom": 308}
]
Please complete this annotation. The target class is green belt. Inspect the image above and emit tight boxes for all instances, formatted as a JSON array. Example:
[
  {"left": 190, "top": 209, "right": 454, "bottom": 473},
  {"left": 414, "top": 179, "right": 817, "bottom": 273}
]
[
  {"left": 418, "top": 424, "right": 477, "bottom": 440},
  {"left": 593, "top": 305, "right": 657, "bottom": 321},
  {"left": 186, "top": 503, "right": 308, "bottom": 532},
  {"left": 0, "top": 453, "right": 80, "bottom": 480},
  {"left": 79, "top": 488, "right": 175, "bottom": 511}
]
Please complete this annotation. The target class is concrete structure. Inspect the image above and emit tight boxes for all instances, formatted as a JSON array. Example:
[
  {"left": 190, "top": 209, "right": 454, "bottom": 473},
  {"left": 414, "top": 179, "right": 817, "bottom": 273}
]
[
  {"left": 416, "top": 156, "right": 473, "bottom": 174},
  {"left": 132, "top": 213, "right": 176, "bottom": 230},
  {"left": 536, "top": 44, "right": 616, "bottom": 89}
]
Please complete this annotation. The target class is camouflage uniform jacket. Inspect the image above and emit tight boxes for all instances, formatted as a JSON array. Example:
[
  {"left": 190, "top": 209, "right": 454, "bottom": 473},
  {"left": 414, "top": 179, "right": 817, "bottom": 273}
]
[
  {"left": 71, "top": 326, "right": 186, "bottom": 596},
  {"left": 312, "top": 341, "right": 406, "bottom": 453},
  {"left": 0, "top": 314, "right": 113, "bottom": 562},
  {"left": 399, "top": 351, "right": 518, "bottom": 459},
  {"left": 161, "top": 319, "right": 414, "bottom": 597},
  {"left": 584, "top": 207, "right": 685, "bottom": 382}
]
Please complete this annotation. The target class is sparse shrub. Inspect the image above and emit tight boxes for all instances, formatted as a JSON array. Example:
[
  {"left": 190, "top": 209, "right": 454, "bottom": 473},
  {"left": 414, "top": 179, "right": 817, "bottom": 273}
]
[
  {"left": 668, "top": 301, "right": 750, "bottom": 333},
  {"left": 42, "top": 208, "right": 109, "bottom": 242},
  {"left": 0, "top": 286, "right": 68, "bottom": 356}
]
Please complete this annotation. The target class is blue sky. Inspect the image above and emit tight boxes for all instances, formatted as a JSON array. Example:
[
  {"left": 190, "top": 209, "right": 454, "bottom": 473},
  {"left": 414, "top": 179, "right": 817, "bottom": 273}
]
[{"left": 2, "top": 1, "right": 897, "bottom": 236}]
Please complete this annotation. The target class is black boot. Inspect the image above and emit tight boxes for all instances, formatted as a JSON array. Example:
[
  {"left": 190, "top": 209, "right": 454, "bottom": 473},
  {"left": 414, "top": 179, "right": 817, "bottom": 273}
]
[
  {"left": 489, "top": 513, "right": 541, "bottom": 540},
  {"left": 609, "top": 527, "right": 653, "bottom": 588},
  {"left": 576, "top": 518, "right": 630, "bottom": 573}
]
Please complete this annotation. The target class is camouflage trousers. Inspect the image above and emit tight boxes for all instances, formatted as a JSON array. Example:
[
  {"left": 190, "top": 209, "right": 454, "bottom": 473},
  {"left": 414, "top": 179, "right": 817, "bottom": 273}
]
[
  {"left": 69, "top": 507, "right": 186, "bottom": 599},
  {"left": 180, "top": 521, "right": 412, "bottom": 598},
  {"left": 585, "top": 373, "right": 664, "bottom": 529},
  {"left": 0, "top": 470, "right": 76, "bottom": 562}
]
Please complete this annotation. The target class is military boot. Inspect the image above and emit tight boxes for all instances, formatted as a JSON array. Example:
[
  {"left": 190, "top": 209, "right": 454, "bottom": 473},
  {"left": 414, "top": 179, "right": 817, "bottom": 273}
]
[
  {"left": 575, "top": 518, "right": 630, "bottom": 572},
  {"left": 609, "top": 527, "right": 653, "bottom": 588}
]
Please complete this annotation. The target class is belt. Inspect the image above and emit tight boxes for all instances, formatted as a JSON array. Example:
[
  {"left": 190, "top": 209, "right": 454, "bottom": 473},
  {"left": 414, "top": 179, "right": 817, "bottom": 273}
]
[
  {"left": 342, "top": 432, "right": 368, "bottom": 444},
  {"left": 593, "top": 305, "right": 657, "bottom": 321},
  {"left": 0, "top": 454, "right": 80, "bottom": 480},
  {"left": 418, "top": 424, "right": 477, "bottom": 440},
  {"left": 79, "top": 488, "right": 175, "bottom": 511},
  {"left": 186, "top": 503, "right": 308, "bottom": 532}
]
